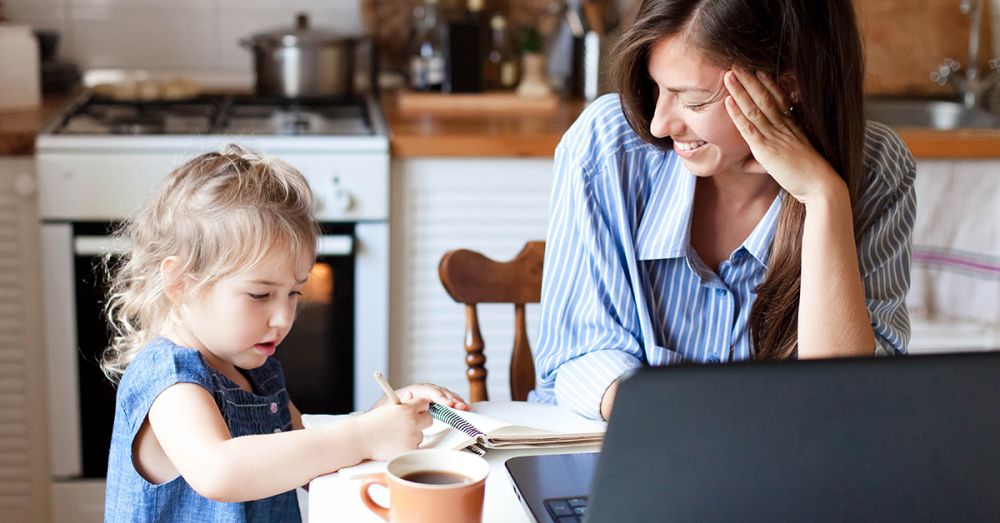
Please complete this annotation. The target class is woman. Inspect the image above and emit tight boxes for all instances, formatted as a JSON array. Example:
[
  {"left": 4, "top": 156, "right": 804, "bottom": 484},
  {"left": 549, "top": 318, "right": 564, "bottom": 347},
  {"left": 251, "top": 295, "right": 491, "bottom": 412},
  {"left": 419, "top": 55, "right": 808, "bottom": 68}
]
[{"left": 530, "top": 0, "right": 916, "bottom": 420}]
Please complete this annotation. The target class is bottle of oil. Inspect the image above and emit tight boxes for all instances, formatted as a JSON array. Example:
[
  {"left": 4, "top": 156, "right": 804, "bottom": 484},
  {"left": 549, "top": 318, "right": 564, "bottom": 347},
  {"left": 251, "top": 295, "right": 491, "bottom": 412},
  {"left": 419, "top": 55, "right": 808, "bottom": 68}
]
[
  {"left": 408, "top": 0, "right": 445, "bottom": 91},
  {"left": 444, "top": 0, "right": 485, "bottom": 93},
  {"left": 484, "top": 15, "right": 518, "bottom": 91}
]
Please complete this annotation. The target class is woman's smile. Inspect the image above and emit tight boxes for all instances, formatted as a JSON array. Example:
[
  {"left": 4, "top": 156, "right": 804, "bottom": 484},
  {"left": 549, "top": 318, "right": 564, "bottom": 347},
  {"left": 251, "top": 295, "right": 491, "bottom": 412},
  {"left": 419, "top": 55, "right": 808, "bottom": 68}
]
[{"left": 673, "top": 139, "right": 709, "bottom": 157}]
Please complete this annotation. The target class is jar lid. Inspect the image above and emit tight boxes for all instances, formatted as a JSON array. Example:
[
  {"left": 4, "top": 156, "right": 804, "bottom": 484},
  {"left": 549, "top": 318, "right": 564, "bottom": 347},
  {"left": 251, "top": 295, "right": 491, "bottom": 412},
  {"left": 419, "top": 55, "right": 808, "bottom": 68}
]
[{"left": 247, "top": 13, "right": 350, "bottom": 47}]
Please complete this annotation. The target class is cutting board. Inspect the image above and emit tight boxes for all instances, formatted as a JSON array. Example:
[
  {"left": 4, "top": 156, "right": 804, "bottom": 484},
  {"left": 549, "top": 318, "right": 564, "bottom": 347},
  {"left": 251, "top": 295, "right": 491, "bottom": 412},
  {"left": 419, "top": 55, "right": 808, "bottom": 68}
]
[{"left": 857, "top": 0, "right": 993, "bottom": 96}]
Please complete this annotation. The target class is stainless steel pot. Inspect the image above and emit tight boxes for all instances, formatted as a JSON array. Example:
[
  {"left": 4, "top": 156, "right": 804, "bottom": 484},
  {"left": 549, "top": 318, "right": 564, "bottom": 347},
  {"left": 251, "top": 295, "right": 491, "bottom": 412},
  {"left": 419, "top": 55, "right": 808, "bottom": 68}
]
[{"left": 241, "top": 13, "right": 355, "bottom": 98}]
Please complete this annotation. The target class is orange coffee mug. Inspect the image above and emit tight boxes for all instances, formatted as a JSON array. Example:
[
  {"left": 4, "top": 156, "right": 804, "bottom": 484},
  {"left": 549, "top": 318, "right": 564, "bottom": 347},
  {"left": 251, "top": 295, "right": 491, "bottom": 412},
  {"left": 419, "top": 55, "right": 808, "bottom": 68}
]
[{"left": 359, "top": 449, "right": 489, "bottom": 523}]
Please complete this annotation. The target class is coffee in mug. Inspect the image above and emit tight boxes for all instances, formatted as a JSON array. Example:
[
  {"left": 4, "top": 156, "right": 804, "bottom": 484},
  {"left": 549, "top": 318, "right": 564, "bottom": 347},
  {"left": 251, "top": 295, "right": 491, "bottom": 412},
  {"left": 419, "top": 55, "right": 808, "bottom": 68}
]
[
  {"left": 399, "top": 471, "right": 472, "bottom": 485},
  {"left": 360, "top": 449, "right": 489, "bottom": 523}
]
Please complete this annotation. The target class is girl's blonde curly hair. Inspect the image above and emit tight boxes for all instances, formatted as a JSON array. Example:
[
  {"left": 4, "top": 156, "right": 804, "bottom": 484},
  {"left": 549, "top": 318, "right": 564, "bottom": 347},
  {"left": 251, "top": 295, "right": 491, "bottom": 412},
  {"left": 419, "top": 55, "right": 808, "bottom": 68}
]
[{"left": 101, "top": 144, "right": 318, "bottom": 382}]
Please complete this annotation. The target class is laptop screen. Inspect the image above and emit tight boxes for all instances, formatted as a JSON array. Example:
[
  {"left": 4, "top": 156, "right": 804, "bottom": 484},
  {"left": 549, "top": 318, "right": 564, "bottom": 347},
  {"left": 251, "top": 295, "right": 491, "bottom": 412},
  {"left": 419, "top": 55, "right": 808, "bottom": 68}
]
[{"left": 583, "top": 353, "right": 1000, "bottom": 521}]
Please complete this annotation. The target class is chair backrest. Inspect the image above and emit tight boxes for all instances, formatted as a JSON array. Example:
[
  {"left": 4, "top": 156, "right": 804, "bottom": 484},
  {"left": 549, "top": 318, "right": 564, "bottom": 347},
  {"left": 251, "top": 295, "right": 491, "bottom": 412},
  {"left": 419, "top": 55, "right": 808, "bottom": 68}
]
[{"left": 438, "top": 241, "right": 545, "bottom": 402}]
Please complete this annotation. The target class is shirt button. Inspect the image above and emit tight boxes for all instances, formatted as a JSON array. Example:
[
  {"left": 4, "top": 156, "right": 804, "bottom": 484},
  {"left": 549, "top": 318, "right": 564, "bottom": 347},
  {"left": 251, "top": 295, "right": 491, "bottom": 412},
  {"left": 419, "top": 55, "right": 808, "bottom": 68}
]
[
  {"left": 708, "top": 356, "right": 720, "bottom": 363},
  {"left": 715, "top": 288, "right": 727, "bottom": 297},
  {"left": 269, "top": 402, "right": 278, "bottom": 414},
  {"left": 273, "top": 428, "right": 282, "bottom": 433}
]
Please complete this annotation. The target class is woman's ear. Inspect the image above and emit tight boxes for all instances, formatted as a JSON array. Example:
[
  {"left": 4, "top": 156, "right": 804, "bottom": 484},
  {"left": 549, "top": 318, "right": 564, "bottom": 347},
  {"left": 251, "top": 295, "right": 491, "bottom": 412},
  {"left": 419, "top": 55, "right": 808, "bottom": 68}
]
[
  {"left": 777, "top": 72, "right": 800, "bottom": 104},
  {"left": 160, "top": 256, "right": 185, "bottom": 302}
]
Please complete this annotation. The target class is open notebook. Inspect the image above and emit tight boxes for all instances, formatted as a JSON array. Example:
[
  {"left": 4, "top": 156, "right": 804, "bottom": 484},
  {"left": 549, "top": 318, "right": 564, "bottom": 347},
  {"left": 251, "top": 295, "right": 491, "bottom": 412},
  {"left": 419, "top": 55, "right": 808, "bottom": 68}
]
[
  {"left": 302, "top": 401, "right": 606, "bottom": 476},
  {"left": 425, "top": 401, "right": 605, "bottom": 455}
]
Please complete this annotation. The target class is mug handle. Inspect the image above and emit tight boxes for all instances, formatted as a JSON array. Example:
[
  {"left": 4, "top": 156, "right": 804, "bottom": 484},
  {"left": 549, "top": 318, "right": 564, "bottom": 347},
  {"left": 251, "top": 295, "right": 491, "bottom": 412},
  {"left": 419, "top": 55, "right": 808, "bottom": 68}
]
[{"left": 359, "top": 475, "right": 390, "bottom": 521}]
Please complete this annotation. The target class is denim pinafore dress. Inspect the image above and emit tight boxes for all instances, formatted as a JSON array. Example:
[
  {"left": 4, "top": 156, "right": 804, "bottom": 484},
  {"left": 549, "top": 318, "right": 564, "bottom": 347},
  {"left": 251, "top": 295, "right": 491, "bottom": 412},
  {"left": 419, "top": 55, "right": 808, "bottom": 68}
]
[{"left": 104, "top": 337, "right": 301, "bottom": 522}]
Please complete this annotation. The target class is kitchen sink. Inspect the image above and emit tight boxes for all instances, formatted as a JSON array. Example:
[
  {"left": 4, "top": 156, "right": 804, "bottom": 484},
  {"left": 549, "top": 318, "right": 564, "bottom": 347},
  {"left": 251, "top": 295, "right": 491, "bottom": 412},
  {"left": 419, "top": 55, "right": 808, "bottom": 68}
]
[{"left": 866, "top": 98, "right": 1000, "bottom": 130}]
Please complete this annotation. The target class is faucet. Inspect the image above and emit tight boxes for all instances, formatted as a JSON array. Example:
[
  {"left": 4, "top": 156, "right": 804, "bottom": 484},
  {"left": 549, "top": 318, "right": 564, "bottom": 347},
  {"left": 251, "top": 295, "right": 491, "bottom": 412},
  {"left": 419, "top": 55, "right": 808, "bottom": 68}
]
[{"left": 930, "top": 0, "right": 992, "bottom": 109}]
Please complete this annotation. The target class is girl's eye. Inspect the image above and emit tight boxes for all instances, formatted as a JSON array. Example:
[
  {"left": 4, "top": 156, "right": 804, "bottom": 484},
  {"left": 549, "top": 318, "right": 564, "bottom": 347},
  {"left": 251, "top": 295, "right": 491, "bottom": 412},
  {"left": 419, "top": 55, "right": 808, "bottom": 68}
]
[
  {"left": 289, "top": 290, "right": 303, "bottom": 298},
  {"left": 249, "top": 293, "right": 270, "bottom": 300},
  {"left": 685, "top": 103, "right": 708, "bottom": 112}
]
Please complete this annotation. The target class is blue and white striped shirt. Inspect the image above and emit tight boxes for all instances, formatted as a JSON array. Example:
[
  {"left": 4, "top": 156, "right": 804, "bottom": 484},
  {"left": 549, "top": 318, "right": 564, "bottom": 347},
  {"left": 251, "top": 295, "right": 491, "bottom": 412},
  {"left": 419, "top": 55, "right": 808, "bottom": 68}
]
[{"left": 530, "top": 94, "right": 916, "bottom": 419}]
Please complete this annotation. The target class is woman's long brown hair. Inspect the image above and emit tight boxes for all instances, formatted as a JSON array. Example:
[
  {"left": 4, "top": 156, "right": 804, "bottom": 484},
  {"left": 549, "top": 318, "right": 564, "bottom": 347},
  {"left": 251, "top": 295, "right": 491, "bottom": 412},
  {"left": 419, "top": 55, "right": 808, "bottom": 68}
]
[{"left": 611, "top": 0, "right": 866, "bottom": 359}]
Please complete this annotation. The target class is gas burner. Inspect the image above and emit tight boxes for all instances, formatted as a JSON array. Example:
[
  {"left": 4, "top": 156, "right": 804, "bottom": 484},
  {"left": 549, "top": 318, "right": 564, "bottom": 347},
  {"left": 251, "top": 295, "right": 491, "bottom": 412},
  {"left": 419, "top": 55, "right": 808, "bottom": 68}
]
[
  {"left": 109, "top": 114, "right": 165, "bottom": 135},
  {"left": 220, "top": 97, "right": 372, "bottom": 136}
]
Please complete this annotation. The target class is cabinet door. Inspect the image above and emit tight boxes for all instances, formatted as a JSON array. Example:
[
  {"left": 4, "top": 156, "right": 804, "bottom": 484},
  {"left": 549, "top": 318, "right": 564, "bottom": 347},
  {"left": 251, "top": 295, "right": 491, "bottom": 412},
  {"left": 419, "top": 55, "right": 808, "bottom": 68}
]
[
  {"left": 390, "top": 158, "right": 553, "bottom": 400},
  {"left": 0, "top": 157, "right": 51, "bottom": 522}
]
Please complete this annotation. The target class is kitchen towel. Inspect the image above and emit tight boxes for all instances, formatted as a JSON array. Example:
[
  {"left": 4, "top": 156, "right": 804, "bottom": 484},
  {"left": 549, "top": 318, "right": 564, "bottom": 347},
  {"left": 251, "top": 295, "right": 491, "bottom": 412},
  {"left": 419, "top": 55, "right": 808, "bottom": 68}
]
[{"left": 906, "top": 160, "right": 1000, "bottom": 326}]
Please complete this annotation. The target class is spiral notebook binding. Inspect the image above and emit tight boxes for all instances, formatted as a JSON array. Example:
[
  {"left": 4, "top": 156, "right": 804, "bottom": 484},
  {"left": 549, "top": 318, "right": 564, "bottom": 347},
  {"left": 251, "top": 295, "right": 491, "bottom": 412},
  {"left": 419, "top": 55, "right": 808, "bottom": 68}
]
[{"left": 429, "top": 402, "right": 489, "bottom": 455}]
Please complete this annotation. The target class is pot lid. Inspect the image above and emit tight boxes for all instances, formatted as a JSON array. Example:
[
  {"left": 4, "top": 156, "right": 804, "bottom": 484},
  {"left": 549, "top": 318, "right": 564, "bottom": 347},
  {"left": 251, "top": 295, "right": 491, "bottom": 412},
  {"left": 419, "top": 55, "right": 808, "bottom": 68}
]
[{"left": 247, "top": 13, "right": 350, "bottom": 47}]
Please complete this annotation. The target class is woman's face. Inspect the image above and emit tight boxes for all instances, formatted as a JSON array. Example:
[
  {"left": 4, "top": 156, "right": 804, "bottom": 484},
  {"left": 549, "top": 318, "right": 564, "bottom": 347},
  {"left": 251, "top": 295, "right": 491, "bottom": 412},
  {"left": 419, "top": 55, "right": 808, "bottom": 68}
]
[{"left": 647, "top": 35, "right": 751, "bottom": 178}]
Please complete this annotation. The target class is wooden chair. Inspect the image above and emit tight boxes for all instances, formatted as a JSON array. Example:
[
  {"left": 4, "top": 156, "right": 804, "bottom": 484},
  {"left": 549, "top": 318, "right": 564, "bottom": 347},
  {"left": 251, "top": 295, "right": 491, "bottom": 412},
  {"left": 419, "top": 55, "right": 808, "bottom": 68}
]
[{"left": 438, "top": 242, "right": 545, "bottom": 402}]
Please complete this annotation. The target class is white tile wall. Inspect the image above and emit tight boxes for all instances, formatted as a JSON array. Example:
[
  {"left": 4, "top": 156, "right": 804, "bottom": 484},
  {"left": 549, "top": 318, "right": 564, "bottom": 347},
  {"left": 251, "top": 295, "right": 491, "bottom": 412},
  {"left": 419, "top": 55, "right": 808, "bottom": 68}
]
[
  {"left": 993, "top": 0, "right": 1000, "bottom": 58},
  {"left": 1, "top": 0, "right": 997, "bottom": 75},
  {"left": 3, "top": 0, "right": 364, "bottom": 73}
]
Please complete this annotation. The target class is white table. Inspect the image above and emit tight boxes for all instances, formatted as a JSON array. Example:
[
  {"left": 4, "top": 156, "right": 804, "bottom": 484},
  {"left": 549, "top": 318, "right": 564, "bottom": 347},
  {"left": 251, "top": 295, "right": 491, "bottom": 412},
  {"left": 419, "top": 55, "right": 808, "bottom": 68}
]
[{"left": 305, "top": 402, "right": 604, "bottom": 523}]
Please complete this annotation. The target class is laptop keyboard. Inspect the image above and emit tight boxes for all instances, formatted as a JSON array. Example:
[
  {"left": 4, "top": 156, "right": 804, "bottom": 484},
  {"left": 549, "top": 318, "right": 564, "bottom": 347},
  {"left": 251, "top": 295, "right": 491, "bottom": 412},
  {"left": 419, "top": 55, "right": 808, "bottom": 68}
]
[{"left": 544, "top": 496, "right": 588, "bottom": 522}]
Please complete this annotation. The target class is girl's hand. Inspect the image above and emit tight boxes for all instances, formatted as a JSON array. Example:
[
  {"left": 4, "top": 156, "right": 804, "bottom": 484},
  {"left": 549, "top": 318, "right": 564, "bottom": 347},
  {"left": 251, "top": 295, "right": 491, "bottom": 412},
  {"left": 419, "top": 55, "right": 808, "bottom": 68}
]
[
  {"left": 355, "top": 398, "right": 432, "bottom": 461},
  {"left": 373, "top": 383, "right": 470, "bottom": 410},
  {"left": 723, "top": 66, "right": 845, "bottom": 205}
]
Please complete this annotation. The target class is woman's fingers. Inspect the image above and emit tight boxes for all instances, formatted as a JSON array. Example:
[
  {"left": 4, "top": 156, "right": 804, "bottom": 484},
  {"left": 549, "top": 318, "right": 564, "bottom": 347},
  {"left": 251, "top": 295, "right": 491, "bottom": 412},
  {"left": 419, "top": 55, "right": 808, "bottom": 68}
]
[
  {"left": 725, "top": 94, "right": 762, "bottom": 144},
  {"left": 754, "top": 70, "right": 792, "bottom": 117},
  {"left": 725, "top": 67, "right": 786, "bottom": 128}
]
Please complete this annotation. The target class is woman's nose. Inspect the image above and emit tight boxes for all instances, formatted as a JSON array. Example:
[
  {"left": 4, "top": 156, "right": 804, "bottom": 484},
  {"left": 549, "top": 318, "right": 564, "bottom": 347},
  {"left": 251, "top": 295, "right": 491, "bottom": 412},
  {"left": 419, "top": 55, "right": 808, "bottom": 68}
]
[{"left": 649, "top": 97, "right": 682, "bottom": 139}]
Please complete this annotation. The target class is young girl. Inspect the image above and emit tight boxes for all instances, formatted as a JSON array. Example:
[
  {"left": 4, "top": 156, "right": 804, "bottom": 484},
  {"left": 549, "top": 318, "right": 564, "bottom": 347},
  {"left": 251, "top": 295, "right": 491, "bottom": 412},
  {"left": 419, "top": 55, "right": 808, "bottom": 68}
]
[
  {"left": 101, "top": 145, "right": 467, "bottom": 522},
  {"left": 532, "top": 0, "right": 916, "bottom": 420}
]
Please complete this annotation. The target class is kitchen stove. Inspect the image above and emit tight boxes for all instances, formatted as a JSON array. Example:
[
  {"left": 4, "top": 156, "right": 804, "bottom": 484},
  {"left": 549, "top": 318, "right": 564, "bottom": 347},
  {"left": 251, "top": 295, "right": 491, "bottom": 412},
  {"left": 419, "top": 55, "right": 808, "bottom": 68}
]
[
  {"left": 36, "top": 91, "right": 390, "bottom": 517},
  {"left": 50, "top": 94, "right": 375, "bottom": 136}
]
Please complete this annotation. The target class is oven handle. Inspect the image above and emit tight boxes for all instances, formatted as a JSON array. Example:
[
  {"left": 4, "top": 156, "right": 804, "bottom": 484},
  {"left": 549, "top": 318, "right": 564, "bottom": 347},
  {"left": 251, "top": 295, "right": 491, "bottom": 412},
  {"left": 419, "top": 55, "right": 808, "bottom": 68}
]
[
  {"left": 74, "top": 234, "right": 354, "bottom": 257},
  {"left": 317, "top": 234, "right": 354, "bottom": 257}
]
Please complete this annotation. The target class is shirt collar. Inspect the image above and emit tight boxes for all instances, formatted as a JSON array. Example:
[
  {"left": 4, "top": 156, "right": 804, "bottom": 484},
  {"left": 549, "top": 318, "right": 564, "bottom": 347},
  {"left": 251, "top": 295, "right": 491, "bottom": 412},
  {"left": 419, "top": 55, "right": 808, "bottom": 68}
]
[
  {"left": 635, "top": 156, "right": 784, "bottom": 268},
  {"left": 635, "top": 156, "right": 696, "bottom": 261}
]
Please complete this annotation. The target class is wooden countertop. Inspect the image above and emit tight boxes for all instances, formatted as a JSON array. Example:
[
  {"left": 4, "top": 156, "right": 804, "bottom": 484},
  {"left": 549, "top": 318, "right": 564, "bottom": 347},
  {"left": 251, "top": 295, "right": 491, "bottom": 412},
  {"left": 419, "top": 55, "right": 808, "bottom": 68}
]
[
  {"left": 384, "top": 92, "right": 1000, "bottom": 159},
  {"left": 895, "top": 129, "right": 1000, "bottom": 159},
  {"left": 0, "top": 93, "right": 77, "bottom": 155},
  {"left": 4, "top": 91, "right": 998, "bottom": 158},
  {"left": 383, "top": 92, "right": 585, "bottom": 158}
]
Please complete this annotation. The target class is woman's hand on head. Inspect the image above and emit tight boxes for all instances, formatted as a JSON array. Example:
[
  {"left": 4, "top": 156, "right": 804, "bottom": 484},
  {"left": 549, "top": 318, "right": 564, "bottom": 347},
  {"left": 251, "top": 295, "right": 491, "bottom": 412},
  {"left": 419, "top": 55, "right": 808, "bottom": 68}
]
[
  {"left": 723, "top": 66, "right": 845, "bottom": 205},
  {"left": 356, "top": 398, "right": 432, "bottom": 461},
  {"left": 394, "top": 383, "right": 470, "bottom": 410}
]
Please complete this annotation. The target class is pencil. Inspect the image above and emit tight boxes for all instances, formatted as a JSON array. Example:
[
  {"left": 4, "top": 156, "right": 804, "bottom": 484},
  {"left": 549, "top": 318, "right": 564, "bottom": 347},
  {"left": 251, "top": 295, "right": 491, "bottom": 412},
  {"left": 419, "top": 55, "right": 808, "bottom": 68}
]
[{"left": 373, "top": 371, "right": 401, "bottom": 404}]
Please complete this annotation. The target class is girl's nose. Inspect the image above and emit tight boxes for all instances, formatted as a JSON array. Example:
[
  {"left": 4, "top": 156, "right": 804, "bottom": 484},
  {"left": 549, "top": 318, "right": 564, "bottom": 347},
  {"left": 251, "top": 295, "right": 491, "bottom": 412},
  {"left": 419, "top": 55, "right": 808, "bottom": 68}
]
[{"left": 269, "top": 301, "right": 295, "bottom": 329}]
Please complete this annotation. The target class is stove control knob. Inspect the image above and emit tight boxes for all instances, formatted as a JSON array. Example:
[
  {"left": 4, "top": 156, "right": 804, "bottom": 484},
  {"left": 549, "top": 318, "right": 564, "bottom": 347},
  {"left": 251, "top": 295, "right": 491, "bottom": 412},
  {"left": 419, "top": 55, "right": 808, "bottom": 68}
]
[{"left": 329, "top": 185, "right": 353, "bottom": 214}]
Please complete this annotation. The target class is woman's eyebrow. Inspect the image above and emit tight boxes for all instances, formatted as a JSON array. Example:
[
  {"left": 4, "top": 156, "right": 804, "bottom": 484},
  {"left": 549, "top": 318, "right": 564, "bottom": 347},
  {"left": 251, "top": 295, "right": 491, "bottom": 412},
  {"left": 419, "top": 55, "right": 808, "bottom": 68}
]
[{"left": 665, "top": 85, "right": 712, "bottom": 93}]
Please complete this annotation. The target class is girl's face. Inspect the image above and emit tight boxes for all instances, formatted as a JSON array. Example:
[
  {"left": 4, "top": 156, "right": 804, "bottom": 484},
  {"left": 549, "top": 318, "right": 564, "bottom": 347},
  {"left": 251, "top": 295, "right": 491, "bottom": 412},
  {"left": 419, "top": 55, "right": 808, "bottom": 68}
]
[
  {"left": 647, "top": 35, "right": 752, "bottom": 178},
  {"left": 176, "top": 247, "right": 313, "bottom": 373}
]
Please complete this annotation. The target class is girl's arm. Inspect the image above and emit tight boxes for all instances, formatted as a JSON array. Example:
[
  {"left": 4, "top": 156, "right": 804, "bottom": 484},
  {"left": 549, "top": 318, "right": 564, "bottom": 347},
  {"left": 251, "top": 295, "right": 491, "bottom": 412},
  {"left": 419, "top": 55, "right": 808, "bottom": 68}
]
[{"left": 148, "top": 383, "right": 430, "bottom": 502}]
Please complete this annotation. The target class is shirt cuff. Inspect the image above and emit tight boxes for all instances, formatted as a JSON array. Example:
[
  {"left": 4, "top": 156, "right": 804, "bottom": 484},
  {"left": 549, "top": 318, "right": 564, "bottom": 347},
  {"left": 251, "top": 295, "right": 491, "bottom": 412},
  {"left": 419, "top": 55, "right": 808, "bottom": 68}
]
[
  {"left": 554, "top": 350, "right": 643, "bottom": 420},
  {"left": 874, "top": 336, "right": 900, "bottom": 356}
]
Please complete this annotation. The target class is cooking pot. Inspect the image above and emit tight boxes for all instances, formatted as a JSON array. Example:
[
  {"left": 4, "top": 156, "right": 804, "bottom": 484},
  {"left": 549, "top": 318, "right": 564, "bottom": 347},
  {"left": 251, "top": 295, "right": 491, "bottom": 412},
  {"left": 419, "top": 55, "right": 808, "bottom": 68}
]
[{"left": 241, "top": 13, "right": 355, "bottom": 98}]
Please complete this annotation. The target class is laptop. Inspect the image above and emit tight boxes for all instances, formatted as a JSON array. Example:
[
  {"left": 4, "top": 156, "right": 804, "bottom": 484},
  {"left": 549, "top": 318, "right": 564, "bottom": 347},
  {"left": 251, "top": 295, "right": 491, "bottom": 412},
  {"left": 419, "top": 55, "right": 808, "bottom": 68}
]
[{"left": 506, "top": 352, "right": 1000, "bottom": 522}]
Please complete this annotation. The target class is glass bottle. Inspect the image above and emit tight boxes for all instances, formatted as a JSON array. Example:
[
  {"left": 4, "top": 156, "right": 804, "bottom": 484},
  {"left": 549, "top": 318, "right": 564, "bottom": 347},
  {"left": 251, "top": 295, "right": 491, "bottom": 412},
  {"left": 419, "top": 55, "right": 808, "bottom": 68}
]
[
  {"left": 484, "top": 15, "right": 518, "bottom": 91},
  {"left": 408, "top": 0, "right": 445, "bottom": 91}
]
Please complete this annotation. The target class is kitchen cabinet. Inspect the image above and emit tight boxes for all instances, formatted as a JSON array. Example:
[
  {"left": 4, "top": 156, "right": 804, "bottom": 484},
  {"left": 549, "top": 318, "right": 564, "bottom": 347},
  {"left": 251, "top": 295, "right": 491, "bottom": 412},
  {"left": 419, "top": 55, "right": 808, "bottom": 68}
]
[
  {"left": 389, "top": 157, "right": 553, "bottom": 399},
  {"left": 0, "top": 157, "right": 51, "bottom": 523}
]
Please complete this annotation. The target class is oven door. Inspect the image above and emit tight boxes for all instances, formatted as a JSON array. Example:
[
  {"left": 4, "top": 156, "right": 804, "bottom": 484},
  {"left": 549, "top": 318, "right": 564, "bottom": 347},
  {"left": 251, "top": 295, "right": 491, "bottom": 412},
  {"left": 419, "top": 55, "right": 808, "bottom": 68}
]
[{"left": 41, "top": 221, "right": 376, "bottom": 479}]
